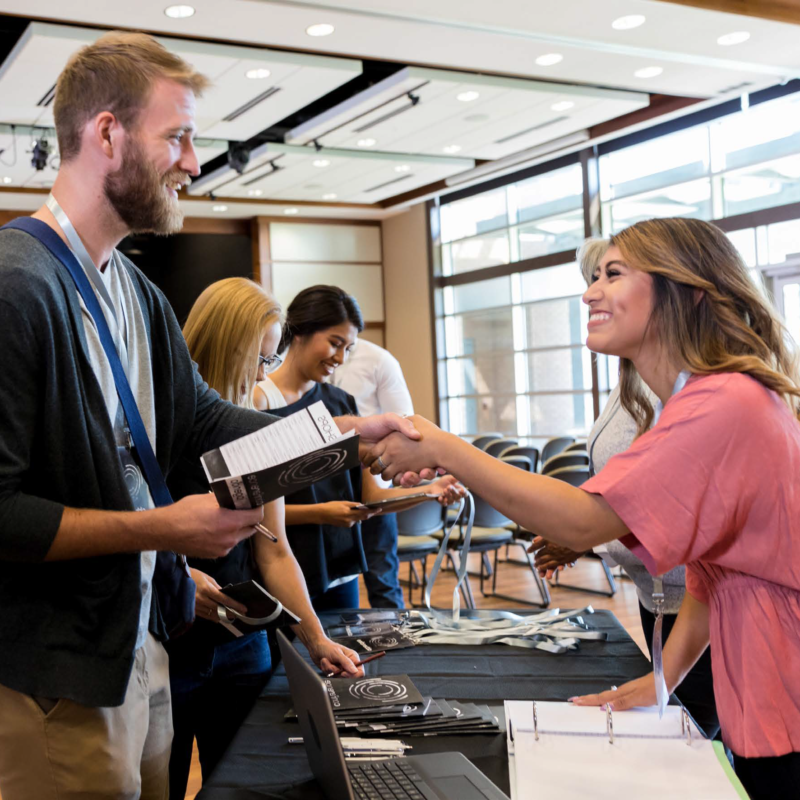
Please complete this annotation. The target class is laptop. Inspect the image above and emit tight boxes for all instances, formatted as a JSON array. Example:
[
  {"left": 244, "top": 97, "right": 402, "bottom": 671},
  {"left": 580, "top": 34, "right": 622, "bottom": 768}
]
[{"left": 277, "top": 630, "right": 510, "bottom": 800}]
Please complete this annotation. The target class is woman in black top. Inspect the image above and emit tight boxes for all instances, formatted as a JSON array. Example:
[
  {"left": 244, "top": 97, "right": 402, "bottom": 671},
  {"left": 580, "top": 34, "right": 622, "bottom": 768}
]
[
  {"left": 254, "top": 285, "right": 464, "bottom": 610},
  {"left": 165, "top": 278, "right": 363, "bottom": 800}
]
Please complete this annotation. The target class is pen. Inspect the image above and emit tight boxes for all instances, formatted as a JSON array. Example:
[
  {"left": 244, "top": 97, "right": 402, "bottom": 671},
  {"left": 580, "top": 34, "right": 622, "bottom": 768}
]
[
  {"left": 325, "top": 650, "right": 386, "bottom": 677},
  {"left": 255, "top": 522, "right": 278, "bottom": 542},
  {"left": 288, "top": 737, "right": 411, "bottom": 750}
]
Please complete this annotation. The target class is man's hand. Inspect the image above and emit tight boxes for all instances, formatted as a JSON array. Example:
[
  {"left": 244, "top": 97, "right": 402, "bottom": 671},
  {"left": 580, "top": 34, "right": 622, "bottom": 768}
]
[
  {"left": 569, "top": 673, "right": 657, "bottom": 710},
  {"left": 307, "top": 637, "right": 364, "bottom": 678},
  {"left": 190, "top": 567, "right": 248, "bottom": 624},
  {"left": 528, "top": 536, "right": 587, "bottom": 579},
  {"left": 320, "top": 501, "right": 380, "bottom": 528},
  {"left": 155, "top": 494, "right": 263, "bottom": 558}
]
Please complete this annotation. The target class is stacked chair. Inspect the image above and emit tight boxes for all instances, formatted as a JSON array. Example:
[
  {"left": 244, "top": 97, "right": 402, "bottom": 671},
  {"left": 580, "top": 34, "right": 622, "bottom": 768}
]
[{"left": 395, "top": 501, "right": 445, "bottom": 607}]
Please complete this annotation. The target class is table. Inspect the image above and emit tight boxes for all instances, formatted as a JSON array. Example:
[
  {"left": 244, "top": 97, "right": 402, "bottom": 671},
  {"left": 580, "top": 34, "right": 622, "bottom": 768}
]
[{"left": 197, "top": 609, "right": 651, "bottom": 800}]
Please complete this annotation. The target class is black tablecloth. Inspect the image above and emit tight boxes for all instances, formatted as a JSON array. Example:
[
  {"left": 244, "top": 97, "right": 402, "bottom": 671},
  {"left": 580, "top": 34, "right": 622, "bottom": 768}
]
[{"left": 197, "top": 609, "right": 650, "bottom": 799}]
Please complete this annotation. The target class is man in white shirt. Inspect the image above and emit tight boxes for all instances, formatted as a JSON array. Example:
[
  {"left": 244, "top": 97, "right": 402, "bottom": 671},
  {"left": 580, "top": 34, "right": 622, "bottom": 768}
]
[{"left": 333, "top": 339, "right": 414, "bottom": 608}]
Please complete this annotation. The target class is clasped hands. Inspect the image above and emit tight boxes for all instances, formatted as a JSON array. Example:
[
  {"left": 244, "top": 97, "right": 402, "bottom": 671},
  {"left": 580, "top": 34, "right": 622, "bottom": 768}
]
[{"left": 355, "top": 412, "right": 445, "bottom": 486}]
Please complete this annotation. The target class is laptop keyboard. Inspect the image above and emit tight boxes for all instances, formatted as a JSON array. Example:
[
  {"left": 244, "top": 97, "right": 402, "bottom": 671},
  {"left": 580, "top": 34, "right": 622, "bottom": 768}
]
[{"left": 348, "top": 759, "right": 428, "bottom": 800}]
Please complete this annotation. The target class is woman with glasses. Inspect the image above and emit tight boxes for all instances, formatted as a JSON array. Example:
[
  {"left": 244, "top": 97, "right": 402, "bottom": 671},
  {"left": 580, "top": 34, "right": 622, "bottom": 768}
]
[
  {"left": 165, "top": 278, "right": 362, "bottom": 800},
  {"left": 254, "top": 284, "right": 464, "bottom": 611}
]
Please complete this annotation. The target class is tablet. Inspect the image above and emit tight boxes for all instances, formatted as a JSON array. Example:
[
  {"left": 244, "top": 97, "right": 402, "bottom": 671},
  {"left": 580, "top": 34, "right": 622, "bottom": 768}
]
[{"left": 356, "top": 492, "right": 438, "bottom": 510}]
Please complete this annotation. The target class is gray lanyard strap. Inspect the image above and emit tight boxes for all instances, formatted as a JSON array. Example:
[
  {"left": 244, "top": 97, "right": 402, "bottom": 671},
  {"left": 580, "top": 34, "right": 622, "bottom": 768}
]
[
  {"left": 46, "top": 194, "right": 130, "bottom": 377},
  {"left": 650, "top": 369, "right": 691, "bottom": 717},
  {"left": 423, "top": 493, "right": 475, "bottom": 621},
  {"left": 216, "top": 601, "right": 284, "bottom": 639}
]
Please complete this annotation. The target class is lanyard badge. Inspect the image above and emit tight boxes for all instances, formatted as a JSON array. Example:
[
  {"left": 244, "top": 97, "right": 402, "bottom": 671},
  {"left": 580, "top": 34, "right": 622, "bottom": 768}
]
[{"left": 652, "top": 576, "right": 669, "bottom": 717}]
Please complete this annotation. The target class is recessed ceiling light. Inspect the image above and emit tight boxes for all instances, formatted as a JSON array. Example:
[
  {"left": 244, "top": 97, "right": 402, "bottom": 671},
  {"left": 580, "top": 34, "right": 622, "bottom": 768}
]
[
  {"left": 535, "top": 53, "right": 563, "bottom": 66},
  {"left": 717, "top": 31, "right": 750, "bottom": 46},
  {"left": 164, "top": 5, "right": 195, "bottom": 19},
  {"left": 212, "top": 204, "right": 228, "bottom": 212},
  {"left": 248, "top": 189, "right": 263, "bottom": 197},
  {"left": 2, "top": 177, "right": 11, "bottom": 184},
  {"left": 612, "top": 14, "right": 645, "bottom": 30},
  {"left": 457, "top": 91, "right": 480, "bottom": 102},
  {"left": 312, "top": 158, "right": 330, "bottom": 167},
  {"left": 551, "top": 101, "right": 575, "bottom": 112},
  {"left": 323, "top": 193, "right": 337, "bottom": 200},
  {"left": 634, "top": 66, "right": 664, "bottom": 79},
  {"left": 442, "top": 144, "right": 462, "bottom": 154},
  {"left": 284, "top": 208, "right": 299, "bottom": 215},
  {"left": 395, "top": 165, "right": 410, "bottom": 173},
  {"left": 357, "top": 138, "right": 377, "bottom": 147},
  {"left": 245, "top": 68, "right": 271, "bottom": 80},
  {"left": 306, "top": 23, "right": 334, "bottom": 37}
]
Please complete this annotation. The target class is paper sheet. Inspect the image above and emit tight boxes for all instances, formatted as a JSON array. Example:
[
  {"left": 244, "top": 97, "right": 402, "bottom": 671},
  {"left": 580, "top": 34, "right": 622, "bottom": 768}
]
[{"left": 212, "top": 401, "right": 350, "bottom": 476}]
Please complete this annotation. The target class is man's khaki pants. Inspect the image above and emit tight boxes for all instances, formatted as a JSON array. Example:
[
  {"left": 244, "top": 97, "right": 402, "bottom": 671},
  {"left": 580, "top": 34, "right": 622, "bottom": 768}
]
[{"left": 0, "top": 633, "right": 173, "bottom": 800}]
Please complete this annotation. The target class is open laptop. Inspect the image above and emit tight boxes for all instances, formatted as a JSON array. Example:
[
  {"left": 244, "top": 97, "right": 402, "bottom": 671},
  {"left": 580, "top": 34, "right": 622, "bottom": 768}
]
[{"left": 277, "top": 629, "right": 509, "bottom": 800}]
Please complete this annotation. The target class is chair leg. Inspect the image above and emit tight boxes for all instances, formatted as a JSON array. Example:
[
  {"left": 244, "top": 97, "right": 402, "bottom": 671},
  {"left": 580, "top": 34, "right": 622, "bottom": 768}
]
[
  {"left": 481, "top": 552, "right": 493, "bottom": 578},
  {"left": 552, "top": 553, "right": 617, "bottom": 597},
  {"left": 480, "top": 541, "right": 550, "bottom": 608}
]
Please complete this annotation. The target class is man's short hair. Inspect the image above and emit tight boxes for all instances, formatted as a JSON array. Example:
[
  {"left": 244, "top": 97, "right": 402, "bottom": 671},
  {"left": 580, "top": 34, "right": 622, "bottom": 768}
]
[{"left": 54, "top": 31, "right": 210, "bottom": 162}]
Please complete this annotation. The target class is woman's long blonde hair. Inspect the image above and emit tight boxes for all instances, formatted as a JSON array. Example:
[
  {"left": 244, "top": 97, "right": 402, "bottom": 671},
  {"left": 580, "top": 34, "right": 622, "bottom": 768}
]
[
  {"left": 183, "top": 277, "right": 282, "bottom": 409},
  {"left": 610, "top": 217, "right": 800, "bottom": 433}
]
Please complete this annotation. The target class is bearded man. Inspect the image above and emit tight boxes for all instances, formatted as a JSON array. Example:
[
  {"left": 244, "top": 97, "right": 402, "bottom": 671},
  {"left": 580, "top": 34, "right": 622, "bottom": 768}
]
[{"left": 0, "top": 31, "right": 421, "bottom": 800}]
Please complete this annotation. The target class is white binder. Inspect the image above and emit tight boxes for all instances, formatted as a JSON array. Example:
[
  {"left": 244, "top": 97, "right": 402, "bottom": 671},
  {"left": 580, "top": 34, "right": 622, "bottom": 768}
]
[{"left": 505, "top": 701, "right": 748, "bottom": 800}]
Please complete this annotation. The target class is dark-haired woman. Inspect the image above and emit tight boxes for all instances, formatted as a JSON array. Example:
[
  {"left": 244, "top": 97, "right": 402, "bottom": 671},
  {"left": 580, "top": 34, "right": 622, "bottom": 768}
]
[
  {"left": 366, "top": 218, "right": 800, "bottom": 798},
  {"left": 254, "top": 285, "right": 463, "bottom": 610}
]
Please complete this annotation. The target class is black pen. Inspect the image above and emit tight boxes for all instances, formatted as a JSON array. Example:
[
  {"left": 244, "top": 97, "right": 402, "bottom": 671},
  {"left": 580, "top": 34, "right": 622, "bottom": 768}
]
[{"left": 325, "top": 650, "right": 386, "bottom": 677}]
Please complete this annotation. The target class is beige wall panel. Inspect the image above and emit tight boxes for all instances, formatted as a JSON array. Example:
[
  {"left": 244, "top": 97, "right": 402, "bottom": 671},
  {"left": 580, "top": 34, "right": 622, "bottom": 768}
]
[
  {"left": 359, "top": 328, "right": 385, "bottom": 347},
  {"left": 272, "top": 262, "right": 384, "bottom": 322},
  {"left": 270, "top": 222, "right": 381, "bottom": 263},
  {"left": 382, "top": 205, "right": 436, "bottom": 421}
]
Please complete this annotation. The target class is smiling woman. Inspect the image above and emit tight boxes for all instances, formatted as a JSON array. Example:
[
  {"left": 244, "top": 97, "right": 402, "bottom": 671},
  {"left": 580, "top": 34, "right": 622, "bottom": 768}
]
[{"left": 364, "top": 217, "right": 800, "bottom": 800}]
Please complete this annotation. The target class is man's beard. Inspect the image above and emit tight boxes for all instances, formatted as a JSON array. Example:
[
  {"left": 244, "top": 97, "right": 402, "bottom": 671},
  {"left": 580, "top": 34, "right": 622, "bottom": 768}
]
[{"left": 104, "top": 138, "right": 187, "bottom": 236}]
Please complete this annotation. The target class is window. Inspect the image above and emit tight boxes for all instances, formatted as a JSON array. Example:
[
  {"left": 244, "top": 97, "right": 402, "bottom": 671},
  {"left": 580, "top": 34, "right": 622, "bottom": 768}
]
[{"left": 434, "top": 87, "right": 800, "bottom": 448}]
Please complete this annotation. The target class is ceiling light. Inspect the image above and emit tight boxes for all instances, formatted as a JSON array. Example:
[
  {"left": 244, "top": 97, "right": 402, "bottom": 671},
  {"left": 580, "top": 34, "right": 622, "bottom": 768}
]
[
  {"left": 395, "top": 165, "right": 410, "bottom": 173},
  {"left": 312, "top": 158, "right": 330, "bottom": 167},
  {"left": 212, "top": 204, "right": 228, "bottom": 212},
  {"left": 535, "top": 53, "right": 563, "bottom": 66},
  {"left": 357, "top": 138, "right": 377, "bottom": 147},
  {"left": 2, "top": 177, "right": 11, "bottom": 184},
  {"left": 717, "top": 31, "right": 750, "bottom": 46},
  {"left": 306, "top": 23, "right": 334, "bottom": 37},
  {"left": 164, "top": 5, "right": 195, "bottom": 18},
  {"left": 634, "top": 66, "right": 664, "bottom": 79},
  {"left": 551, "top": 101, "right": 575, "bottom": 112},
  {"left": 284, "top": 208, "right": 299, "bottom": 215},
  {"left": 457, "top": 91, "right": 480, "bottom": 102},
  {"left": 442, "top": 144, "right": 462, "bottom": 154},
  {"left": 612, "top": 14, "right": 645, "bottom": 30},
  {"left": 247, "top": 189, "right": 263, "bottom": 197},
  {"left": 323, "top": 193, "right": 337, "bottom": 200},
  {"left": 245, "top": 68, "right": 271, "bottom": 80}
]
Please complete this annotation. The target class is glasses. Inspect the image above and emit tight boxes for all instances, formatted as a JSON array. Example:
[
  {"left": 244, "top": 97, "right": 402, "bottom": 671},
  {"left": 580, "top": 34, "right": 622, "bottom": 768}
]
[{"left": 258, "top": 354, "right": 282, "bottom": 374}]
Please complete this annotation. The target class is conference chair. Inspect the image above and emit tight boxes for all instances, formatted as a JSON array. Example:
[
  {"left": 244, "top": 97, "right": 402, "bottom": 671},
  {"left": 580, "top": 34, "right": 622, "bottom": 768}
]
[
  {"left": 539, "top": 435, "right": 575, "bottom": 467},
  {"left": 541, "top": 451, "right": 590, "bottom": 474},
  {"left": 471, "top": 433, "right": 504, "bottom": 450},
  {"left": 544, "top": 466, "right": 617, "bottom": 596},
  {"left": 497, "top": 444, "right": 540, "bottom": 473},
  {"left": 396, "top": 501, "right": 444, "bottom": 607},
  {"left": 484, "top": 437, "right": 518, "bottom": 458},
  {"left": 476, "top": 455, "right": 551, "bottom": 607},
  {"left": 563, "top": 440, "right": 588, "bottom": 453}
]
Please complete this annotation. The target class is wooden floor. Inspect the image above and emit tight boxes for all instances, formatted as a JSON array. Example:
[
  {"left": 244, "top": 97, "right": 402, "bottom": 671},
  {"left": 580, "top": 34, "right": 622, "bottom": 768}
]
[{"left": 183, "top": 551, "right": 647, "bottom": 799}]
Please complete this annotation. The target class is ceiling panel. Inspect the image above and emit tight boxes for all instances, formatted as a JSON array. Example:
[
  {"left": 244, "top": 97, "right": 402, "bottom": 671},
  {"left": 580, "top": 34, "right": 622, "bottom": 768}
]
[
  {"left": 186, "top": 142, "right": 474, "bottom": 203},
  {"left": 286, "top": 67, "right": 648, "bottom": 160},
  {"left": 0, "top": 23, "right": 362, "bottom": 140}
]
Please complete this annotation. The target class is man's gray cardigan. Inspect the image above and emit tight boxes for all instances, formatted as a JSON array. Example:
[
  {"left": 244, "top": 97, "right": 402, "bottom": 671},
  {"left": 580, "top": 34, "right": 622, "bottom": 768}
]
[{"left": 0, "top": 228, "right": 276, "bottom": 707}]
